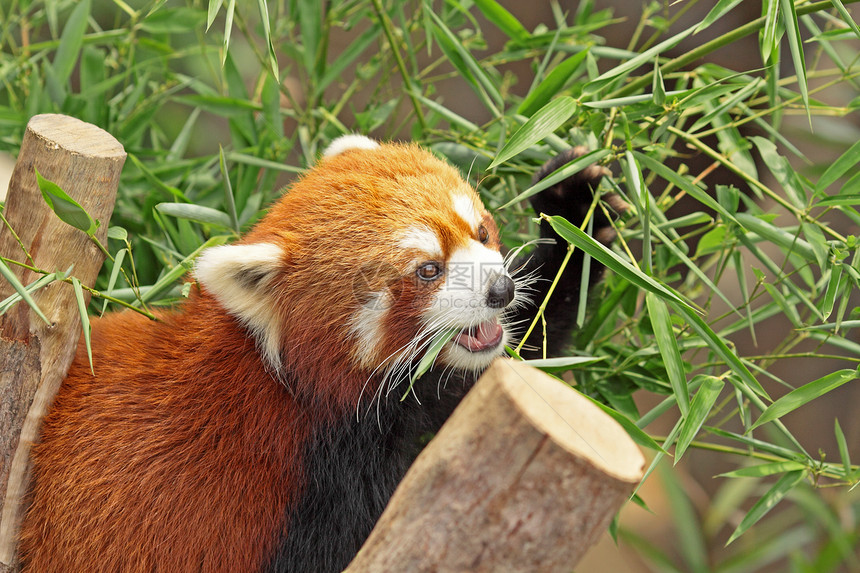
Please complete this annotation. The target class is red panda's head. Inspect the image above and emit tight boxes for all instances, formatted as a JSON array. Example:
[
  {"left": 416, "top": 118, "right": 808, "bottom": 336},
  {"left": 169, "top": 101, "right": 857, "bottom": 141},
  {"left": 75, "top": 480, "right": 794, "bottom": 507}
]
[{"left": 194, "top": 136, "right": 525, "bottom": 407}]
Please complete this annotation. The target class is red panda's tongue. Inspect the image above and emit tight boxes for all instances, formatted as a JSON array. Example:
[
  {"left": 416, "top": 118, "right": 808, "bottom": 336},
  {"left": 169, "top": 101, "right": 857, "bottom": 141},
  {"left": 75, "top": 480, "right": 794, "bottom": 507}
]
[{"left": 453, "top": 321, "right": 503, "bottom": 352}]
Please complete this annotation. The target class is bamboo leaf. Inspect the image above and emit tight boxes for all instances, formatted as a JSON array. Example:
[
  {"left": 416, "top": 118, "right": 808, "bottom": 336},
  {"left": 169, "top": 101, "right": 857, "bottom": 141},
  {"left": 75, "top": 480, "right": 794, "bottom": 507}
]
[
  {"left": 498, "top": 149, "right": 610, "bottom": 209},
  {"left": 647, "top": 293, "right": 689, "bottom": 416},
  {"left": 0, "top": 260, "right": 51, "bottom": 324},
  {"left": 780, "top": 0, "right": 809, "bottom": 115},
  {"left": 584, "top": 27, "right": 693, "bottom": 93},
  {"left": 35, "top": 168, "right": 97, "bottom": 236},
  {"left": 403, "top": 328, "right": 459, "bottom": 400},
  {"left": 489, "top": 97, "right": 577, "bottom": 169},
  {"left": 472, "top": 0, "right": 530, "bottom": 43},
  {"left": 718, "top": 461, "right": 806, "bottom": 478},
  {"left": 206, "top": 0, "right": 224, "bottom": 31},
  {"left": 518, "top": 50, "right": 589, "bottom": 116},
  {"left": 675, "top": 376, "right": 724, "bottom": 462},
  {"left": 817, "top": 137, "right": 860, "bottom": 192},
  {"left": 726, "top": 470, "right": 806, "bottom": 545},
  {"left": 71, "top": 277, "right": 94, "bottom": 374},
  {"left": 750, "top": 368, "right": 859, "bottom": 432},
  {"left": 834, "top": 418, "right": 852, "bottom": 477},
  {"left": 545, "top": 215, "right": 692, "bottom": 309},
  {"left": 218, "top": 147, "right": 240, "bottom": 232},
  {"left": 52, "top": 0, "right": 90, "bottom": 84},
  {"left": 695, "top": 0, "right": 746, "bottom": 34},
  {"left": 101, "top": 248, "right": 127, "bottom": 314},
  {"left": 155, "top": 203, "right": 234, "bottom": 229}
]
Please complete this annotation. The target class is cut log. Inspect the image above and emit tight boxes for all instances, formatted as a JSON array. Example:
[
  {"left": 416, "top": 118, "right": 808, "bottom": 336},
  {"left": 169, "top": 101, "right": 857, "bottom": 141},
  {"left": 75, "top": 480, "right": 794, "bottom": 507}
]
[
  {"left": 0, "top": 114, "right": 125, "bottom": 570},
  {"left": 344, "top": 358, "right": 645, "bottom": 573}
]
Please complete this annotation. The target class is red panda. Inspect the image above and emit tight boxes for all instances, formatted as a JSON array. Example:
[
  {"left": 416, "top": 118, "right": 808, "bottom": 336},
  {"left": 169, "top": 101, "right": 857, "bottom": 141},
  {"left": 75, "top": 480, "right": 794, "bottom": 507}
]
[{"left": 17, "top": 136, "right": 621, "bottom": 572}]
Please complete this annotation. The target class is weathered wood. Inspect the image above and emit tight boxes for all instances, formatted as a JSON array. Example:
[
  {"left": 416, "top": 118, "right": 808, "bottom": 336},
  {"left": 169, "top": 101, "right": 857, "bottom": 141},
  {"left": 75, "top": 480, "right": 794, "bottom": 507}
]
[
  {"left": 344, "top": 358, "right": 645, "bottom": 573},
  {"left": 0, "top": 114, "right": 125, "bottom": 569}
]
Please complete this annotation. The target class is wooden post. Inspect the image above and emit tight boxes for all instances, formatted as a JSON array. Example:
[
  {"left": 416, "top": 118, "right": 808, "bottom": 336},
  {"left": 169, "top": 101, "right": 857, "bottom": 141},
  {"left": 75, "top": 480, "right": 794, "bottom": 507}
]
[
  {"left": 345, "top": 358, "right": 645, "bottom": 572},
  {"left": 0, "top": 114, "right": 125, "bottom": 570}
]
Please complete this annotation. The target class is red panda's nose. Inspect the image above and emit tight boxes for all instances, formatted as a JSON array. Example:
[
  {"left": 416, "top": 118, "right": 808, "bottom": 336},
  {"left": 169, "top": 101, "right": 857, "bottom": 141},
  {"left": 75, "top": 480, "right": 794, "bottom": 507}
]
[{"left": 486, "top": 274, "right": 515, "bottom": 309}]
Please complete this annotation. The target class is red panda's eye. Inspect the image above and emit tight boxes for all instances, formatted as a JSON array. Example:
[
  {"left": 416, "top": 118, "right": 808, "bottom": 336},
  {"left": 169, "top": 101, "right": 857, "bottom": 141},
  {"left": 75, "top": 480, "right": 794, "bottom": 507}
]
[
  {"left": 416, "top": 262, "right": 443, "bottom": 281},
  {"left": 478, "top": 225, "right": 489, "bottom": 244}
]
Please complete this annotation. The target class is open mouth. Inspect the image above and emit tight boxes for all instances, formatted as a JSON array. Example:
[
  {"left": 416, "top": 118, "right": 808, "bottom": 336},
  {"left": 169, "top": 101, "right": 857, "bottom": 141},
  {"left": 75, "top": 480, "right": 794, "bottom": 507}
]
[{"left": 453, "top": 320, "right": 504, "bottom": 352}]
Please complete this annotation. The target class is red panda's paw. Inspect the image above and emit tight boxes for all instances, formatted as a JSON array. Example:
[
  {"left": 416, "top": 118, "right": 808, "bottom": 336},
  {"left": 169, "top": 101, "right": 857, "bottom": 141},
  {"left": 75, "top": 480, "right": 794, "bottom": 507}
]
[{"left": 530, "top": 146, "right": 628, "bottom": 246}]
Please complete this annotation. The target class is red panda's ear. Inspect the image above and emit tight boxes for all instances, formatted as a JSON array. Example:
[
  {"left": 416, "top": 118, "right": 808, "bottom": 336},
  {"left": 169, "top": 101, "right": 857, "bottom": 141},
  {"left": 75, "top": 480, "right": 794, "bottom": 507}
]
[
  {"left": 195, "top": 243, "right": 285, "bottom": 368},
  {"left": 322, "top": 134, "right": 380, "bottom": 158}
]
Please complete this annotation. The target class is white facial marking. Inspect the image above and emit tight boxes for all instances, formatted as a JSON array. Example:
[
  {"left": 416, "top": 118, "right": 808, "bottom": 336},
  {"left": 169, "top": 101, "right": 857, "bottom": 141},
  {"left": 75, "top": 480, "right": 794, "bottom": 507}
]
[
  {"left": 423, "top": 240, "right": 508, "bottom": 327},
  {"left": 195, "top": 243, "right": 284, "bottom": 370},
  {"left": 349, "top": 290, "right": 393, "bottom": 369},
  {"left": 453, "top": 193, "right": 481, "bottom": 232},
  {"left": 323, "top": 134, "right": 380, "bottom": 158},
  {"left": 398, "top": 225, "right": 442, "bottom": 258}
]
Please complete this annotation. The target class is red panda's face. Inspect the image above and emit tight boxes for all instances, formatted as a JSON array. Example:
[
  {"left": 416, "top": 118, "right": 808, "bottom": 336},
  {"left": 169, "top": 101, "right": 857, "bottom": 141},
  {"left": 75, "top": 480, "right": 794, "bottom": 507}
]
[{"left": 195, "top": 136, "right": 525, "bottom": 400}]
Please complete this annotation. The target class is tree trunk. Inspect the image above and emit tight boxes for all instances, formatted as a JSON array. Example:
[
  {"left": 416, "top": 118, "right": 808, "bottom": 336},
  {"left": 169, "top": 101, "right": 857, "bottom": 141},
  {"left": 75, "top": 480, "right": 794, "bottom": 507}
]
[
  {"left": 0, "top": 114, "right": 125, "bottom": 570},
  {"left": 345, "top": 358, "right": 645, "bottom": 573}
]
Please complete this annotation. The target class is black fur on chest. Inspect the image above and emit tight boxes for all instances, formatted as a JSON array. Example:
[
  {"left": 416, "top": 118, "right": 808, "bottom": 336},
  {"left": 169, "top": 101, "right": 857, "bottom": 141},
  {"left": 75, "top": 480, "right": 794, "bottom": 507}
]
[{"left": 266, "top": 369, "right": 473, "bottom": 573}]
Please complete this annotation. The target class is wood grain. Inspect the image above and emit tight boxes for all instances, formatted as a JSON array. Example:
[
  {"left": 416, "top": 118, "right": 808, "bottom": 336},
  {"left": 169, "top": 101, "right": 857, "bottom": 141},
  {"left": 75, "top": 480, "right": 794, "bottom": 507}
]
[{"left": 345, "top": 358, "right": 645, "bottom": 573}]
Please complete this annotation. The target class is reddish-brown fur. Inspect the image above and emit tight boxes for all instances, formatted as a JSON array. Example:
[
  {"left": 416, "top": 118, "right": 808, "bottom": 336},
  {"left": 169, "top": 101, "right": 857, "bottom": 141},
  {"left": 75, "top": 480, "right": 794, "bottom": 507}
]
[{"left": 19, "top": 143, "right": 494, "bottom": 571}]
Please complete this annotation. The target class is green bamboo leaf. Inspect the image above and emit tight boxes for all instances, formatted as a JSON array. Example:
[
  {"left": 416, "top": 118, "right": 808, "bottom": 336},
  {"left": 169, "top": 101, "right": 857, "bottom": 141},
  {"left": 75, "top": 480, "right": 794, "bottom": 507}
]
[
  {"left": 206, "top": 0, "right": 224, "bottom": 31},
  {"left": 257, "top": 0, "right": 279, "bottom": 77},
  {"left": 750, "top": 136, "right": 807, "bottom": 209},
  {"left": 0, "top": 262, "right": 51, "bottom": 324},
  {"left": 137, "top": 236, "right": 230, "bottom": 306},
  {"left": 101, "top": 248, "right": 127, "bottom": 315},
  {"left": 218, "top": 147, "right": 240, "bottom": 232},
  {"left": 155, "top": 203, "right": 234, "bottom": 229},
  {"left": 518, "top": 50, "right": 589, "bottom": 116},
  {"left": 675, "top": 376, "right": 724, "bottom": 462},
  {"left": 545, "top": 215, "right": 692, "bottom": 310},
  {"left": 52, "top": 0, "right": 90, "bottom": 84},
  {"left": 652, "top": 58, "right": 665, "bottom": 105},
  {"left": 646, "top": 293, "right": 689, "bottom": 416},
  {"left": 695, "top": 0, "right": 746, "bottom": 33},
  {"left": 127, "top": 155, "right": 189, "bottom": 202},
  {"left": 817, "top": 138, "right": 860, "bottom": 192},
  {"left": 718, "top": 460, "right": 806, "bottom": 478},
  {"left": 472, "top": 0, "right": 530, "bottom": 43},
  {"left": 828, "top": 0, "right": 860, "bottom": 41},
  {"left": 0, "top": 273, "right": 58, "bottom": 315},
  {"left": 818, "top": 193, "right": 860, "bottom": 206},
  {"left": 403, "top": 328, "right": 459, "bottom": 400},
  {"left": 221, "top": 0, "right": 236, "bottom": 67},
  {"left": 584, "top": 27, "right": 693, "bottom": 93},
  {"left": 581, "top": 90, "right": 684, "bottom": 109},
  {"left": 670, "top": 301, "right": 770, "bottom": 400},
  {"left": 750, "top": 368, "right": 858, "bottom": 432},
  {"left": 299, "top": 0, "right": 321, "bottom": 75},
  {"left": 426, "top": 8, "right": 502, "bottom": 115},
  {"left": 726, "top": 470, "right": 806, "bottom": 545},
  {"left": 760, "top": 0, "right": 780, "bottom": 64},
  {"left": 581, "top": 393, "right": 666, "bottom": 453},
  {"left": 633, "top": 151, "right": 739, "bottom": 224},
  {"left": 521, "top": 356, "right": 604, "bottom": 372},
  {"left": 735, "top": 212, "right": 816, "bottom": 263},
  {"left": 498, "top": 149, "right": 610, "bottom": 210},
  {"left": 780, "top": 0, "right": 809, "bottom": 115},
  {"left": 225, "top": 152, "right": 304, "bottom": 174},
  {"left": 489, "top": 97, "right": 577, "bottom": 169},
  {"left": 834, "top": 419, "right": 852, "bottom": 477},
  {"left": 35, "top": 168, "right": 97, "bottom": 236},
  {"left": 820, "top": 262, "right": 844, "bottom": 321},
  {"left": 317, "top": 24, "right": 381, "bottom": 96},
  {"left": 71, "top": 277, "right": 94, "bottom": 374}
]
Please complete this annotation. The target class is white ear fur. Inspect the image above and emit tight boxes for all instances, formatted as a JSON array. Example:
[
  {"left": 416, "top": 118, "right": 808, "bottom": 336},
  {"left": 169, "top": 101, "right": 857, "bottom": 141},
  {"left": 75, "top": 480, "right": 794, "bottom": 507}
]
[
  {"left": 195, "top": 243, "right": 285, "bottom": 370},
  {"left": 323, "top": 134, "right": 380, "bottom": 158}
]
